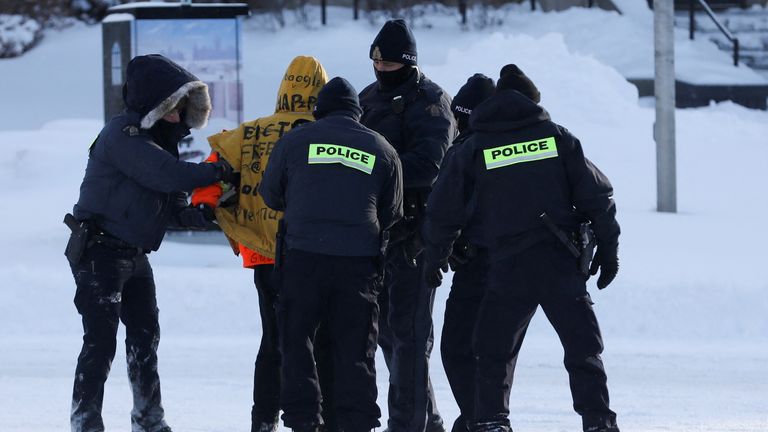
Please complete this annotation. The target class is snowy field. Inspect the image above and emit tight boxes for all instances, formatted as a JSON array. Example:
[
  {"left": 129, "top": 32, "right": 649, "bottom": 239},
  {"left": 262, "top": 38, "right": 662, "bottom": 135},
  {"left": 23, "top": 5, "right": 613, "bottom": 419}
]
[{"left": 1, "top": 5, "right": 767, "bottom": 432}]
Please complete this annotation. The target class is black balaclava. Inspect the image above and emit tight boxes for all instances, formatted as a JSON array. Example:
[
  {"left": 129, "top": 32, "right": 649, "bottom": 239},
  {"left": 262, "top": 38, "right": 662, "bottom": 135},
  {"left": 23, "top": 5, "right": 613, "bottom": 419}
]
[
  {"left": 375, "top": 65, "right": 417, "bottom": 92},
  {"left": 151, "top": 116, "right": 190, "bottom": 154},
  {"left": 451, "top": 73, "right": 496, "bottom": 133},
  {"left": 496, "top": 64, "right": 541, "bottom": 103},
  {"left": 313, "top": 77, "right": 363, "bottom": 121}
]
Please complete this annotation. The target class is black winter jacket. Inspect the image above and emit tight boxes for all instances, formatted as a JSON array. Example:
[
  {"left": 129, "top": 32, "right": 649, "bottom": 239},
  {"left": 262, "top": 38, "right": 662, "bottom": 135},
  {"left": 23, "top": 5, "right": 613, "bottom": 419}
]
[
  {"left": 73, "top": 55, "right": 219, "bottom": 251},
  {"left": 259, "top": 110, "right": 403, "bottom": 257},
  {"left": 359, "top": 69, "right": 455, "bottom": 191},
  {"left": 443, "top": 131, "right": 484, "bottom": 248},
  {"left": 423, "top": 90, "right": 620, "bottom": 262}
]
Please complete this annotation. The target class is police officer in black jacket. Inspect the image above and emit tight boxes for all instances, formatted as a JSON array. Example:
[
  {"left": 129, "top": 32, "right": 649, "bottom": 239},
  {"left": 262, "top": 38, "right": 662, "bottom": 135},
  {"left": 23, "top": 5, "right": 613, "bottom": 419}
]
[
  {"left": 358, "top": 19, "right": 455, "bottom": 432},
  {"left": 259, "top": 77, "right": 403, "bottom": 432},
  {"left": 423, "top": 65, "right": 621, "bottom": 432},
  {"left": 67, "top": 54, "right": 233, "bottom": 432},
  {"left": 439, "top": 74, "right": 496, "bottom": 432}
]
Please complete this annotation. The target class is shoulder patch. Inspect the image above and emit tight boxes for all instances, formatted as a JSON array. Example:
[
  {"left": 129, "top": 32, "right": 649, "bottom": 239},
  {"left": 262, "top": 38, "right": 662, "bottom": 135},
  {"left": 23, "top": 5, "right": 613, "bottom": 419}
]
[
  {"left": 426, "top": 104, "right": 442, "bottom": 117},
  {"left": 122, "top": 125, "right": 140, "bottom": 137}
]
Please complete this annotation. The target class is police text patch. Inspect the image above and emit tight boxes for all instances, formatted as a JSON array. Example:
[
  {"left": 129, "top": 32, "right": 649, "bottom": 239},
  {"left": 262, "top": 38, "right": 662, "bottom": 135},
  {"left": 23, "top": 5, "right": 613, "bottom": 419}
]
[
  {"left": 308, "top": 144, "right": 376, "bottom": 174},
  {"left": 483, "top": 137, "right": 558, "bottom": 170}
]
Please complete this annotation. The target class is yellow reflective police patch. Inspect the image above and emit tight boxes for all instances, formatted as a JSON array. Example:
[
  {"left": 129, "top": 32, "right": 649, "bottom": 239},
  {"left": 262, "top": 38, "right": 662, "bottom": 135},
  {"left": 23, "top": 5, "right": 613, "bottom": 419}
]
[
  {"left": 483, "top": 137, "right": 558, "bottom": 170},
  {"left": 308, "top": 144, "right": 376, "bottom": 174}
]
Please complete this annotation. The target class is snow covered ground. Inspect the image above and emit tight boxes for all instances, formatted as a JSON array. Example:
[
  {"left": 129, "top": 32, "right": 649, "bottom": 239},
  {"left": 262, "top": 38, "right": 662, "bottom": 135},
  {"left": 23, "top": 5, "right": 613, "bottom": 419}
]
[{"left": 1, "top": 5, "right": 767, "bottom": 432}]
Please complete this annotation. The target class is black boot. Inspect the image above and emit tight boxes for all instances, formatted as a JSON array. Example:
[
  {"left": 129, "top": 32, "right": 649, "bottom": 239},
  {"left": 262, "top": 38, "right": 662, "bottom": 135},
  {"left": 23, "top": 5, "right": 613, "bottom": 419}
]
[
  {"left": 292, "top": 423, "right": 321, "bottom": 432},
  {"left": 253, "top": 421, "right": 278, "bottom": 432},
  {"left": 426, "top": 416, "right": 447, "bottom": 432},
  {"left": 472, "top": 420, "right": 512, "bottom": 432},
  {"left": 450, "top": 416, "right": 469, "bottom": 432},
  {"left": 583, "top": 415, "right": 619, "bottom": 432}
]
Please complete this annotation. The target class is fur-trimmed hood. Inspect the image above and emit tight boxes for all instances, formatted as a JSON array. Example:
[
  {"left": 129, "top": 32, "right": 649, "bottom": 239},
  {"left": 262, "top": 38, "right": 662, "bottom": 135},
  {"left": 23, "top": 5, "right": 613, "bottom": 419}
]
[{"left": 122, "top": 54, "right": 211, "bottom": 130}]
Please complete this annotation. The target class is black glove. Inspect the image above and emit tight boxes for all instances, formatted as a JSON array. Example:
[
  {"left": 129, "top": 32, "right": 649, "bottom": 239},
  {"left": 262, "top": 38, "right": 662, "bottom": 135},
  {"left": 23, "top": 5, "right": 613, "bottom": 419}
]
[
  {"left": 447, "top": 238, "right": 478, "bottom": 271},
  {"left": 196, "top": 204, "right": 216, "bottom": 222},
  {"left": 177, "top": 206, "right": 217, "bottom": 229},
  {"left": 211, "top": 158, "right": 240, "bottom": 186},
  {"left": 424, "top": 259, "right": 449, "bottom": 289},
  {"left": 589, "top": 243, "right": 619, "bottom": 289}
]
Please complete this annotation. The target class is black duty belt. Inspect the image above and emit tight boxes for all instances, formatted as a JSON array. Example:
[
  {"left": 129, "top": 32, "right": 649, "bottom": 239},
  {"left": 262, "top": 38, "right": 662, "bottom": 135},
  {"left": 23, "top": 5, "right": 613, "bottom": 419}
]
[{"left": 91, "top": 229, "right": 145, "bottom": 255}]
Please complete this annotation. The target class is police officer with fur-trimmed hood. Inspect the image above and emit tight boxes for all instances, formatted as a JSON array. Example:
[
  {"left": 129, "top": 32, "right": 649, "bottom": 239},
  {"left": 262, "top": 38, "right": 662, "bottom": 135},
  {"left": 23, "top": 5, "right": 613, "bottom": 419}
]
[
  {"left": 358, "top": 19, "right": 455, "bottom": 432},
  {"left": 66, "top": 54, "right": 234, "bottom": 432},
  {"left": 422, "top": 64, "right": 621, "bottom": 432},
  {"left": 260, "top": 77, "right": 403, "bottom": 432}
]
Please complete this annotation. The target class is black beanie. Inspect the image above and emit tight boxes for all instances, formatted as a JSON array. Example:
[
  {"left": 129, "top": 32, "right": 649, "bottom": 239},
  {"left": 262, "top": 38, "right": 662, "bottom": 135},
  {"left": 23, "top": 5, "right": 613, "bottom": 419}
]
[
  {"left": 369, "top": 19, "right": 418, "bottom": 66},
  {"left": 496, "top": 64, "right": 541, "bottom": 103},
  {"left": 451, "top": 73, "right": 496, "bottom": 132},
  {"left": 313, "top": 77, "right": 363, "bottom": 120}
]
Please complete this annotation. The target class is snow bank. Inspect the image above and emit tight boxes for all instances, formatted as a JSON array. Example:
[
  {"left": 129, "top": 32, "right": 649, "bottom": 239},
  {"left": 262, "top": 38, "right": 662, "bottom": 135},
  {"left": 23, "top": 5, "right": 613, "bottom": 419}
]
[
  {"left": 0, "top": 15, "right": 42, "bottom": 58},
  {"left": 486, "top": 5, "right": 766, "bottom": 84}
]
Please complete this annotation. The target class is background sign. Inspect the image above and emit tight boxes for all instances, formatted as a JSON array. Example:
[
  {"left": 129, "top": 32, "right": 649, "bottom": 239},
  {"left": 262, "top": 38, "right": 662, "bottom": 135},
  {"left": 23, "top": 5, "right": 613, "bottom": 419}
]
[{"left": 135, "top": 18, "right": 242, "bottom": 162}]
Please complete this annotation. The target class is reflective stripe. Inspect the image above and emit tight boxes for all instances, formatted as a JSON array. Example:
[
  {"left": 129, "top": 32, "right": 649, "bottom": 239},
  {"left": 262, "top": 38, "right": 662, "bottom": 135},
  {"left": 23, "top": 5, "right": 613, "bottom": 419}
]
[
  {"left": 308, "top": 143, "right": 376, "bottom": 174},
  {"left": 483, "top": 137, "right": 558, "bottom": 170}
]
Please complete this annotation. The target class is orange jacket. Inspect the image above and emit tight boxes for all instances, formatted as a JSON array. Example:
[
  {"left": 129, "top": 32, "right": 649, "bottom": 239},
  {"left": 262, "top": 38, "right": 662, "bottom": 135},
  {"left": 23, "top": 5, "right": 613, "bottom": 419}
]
[{"left": 191, "top": 152, "right": 223, "bottom": 207}]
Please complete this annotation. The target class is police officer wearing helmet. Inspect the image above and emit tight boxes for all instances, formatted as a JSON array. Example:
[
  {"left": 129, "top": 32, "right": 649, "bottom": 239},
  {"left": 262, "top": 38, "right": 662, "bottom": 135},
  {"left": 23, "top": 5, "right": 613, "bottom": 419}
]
[
  {"left": 423, "top": 64, "right": 621, "bottom": 432},
  {"left": 358, "top": 19, "right": 456, "bottom": 432},
  {"left": 439, "top": 73, "right": 496, "bottom": 432},
  {"left": 259, "top": 77, "right": 403, "bottom": 432},
  {"left": 66, "top": 54, "right": 235, "bottom": 432}
]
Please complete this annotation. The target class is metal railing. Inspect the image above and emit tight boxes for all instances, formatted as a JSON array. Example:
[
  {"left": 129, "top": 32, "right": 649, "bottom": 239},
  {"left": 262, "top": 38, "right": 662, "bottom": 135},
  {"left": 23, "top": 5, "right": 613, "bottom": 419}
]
[
  {"left": 456, "top": 0, "right": 536, "bottom": 22},
  {"left": 458, "top": 0, "right": 543, "bottom": 21},
  {"left": 329, "top": 0, "right": 608, "bottom": 26},
  {"left": 528, "top": 0, "right": 596, "bottom": 12},
  {"left": 688, "top": 0, "right": 740, "bottom": 66}
]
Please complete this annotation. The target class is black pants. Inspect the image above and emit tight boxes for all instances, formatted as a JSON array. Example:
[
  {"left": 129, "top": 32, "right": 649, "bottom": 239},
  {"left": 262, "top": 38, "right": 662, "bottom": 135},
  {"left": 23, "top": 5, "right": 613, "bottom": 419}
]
[
  {"left": 473, "top": 241, "right": 618, "bottom": 431},
  {"left": 69, "top": 244, "right": 168, "bottom": 432},
  {"left": 378, "top": 246, "right": 442, "bottom": 432},
  {"left": 278, "top": 249, "right": 381, "bottom": 432},
  {"left": 252, "top": 265, "right": 281, "bottom": 427},
  {"left": 252, "top": 265, "right": 337, "bottom": 431},
  {"left": 440, "top": 249, "right": 489, "bottom": 432}
]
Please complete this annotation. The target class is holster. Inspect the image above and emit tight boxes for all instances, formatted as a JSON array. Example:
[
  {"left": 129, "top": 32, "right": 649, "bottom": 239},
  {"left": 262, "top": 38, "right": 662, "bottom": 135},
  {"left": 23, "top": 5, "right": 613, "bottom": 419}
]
[
  {"left": 540, "top": 212, "right": 596, "bottom": 277},
  {"left": 63, "top": 213, "right": 90, "bottom": 265}
]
